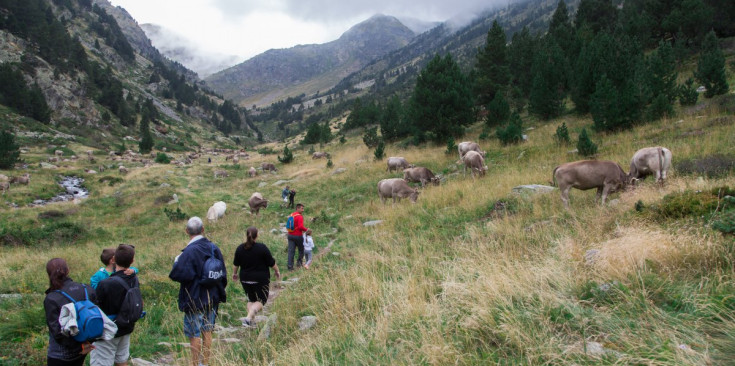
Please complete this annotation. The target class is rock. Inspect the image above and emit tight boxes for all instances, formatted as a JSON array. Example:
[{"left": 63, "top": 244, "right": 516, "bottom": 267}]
[
  {"left": 167, "top": 194, "right": 178, "bottom": 205},
  {"left": 130, "top": 358, "right": 155, "bottom": 366},
  {"left": 608, "top": 198, "right": 620, "bottom": 206},
  {"left": 257, "top": 313, "right": 277, "bottom": 341},
  {"left": 40, "top": 162, "right": 58, "bottom": 169},
  {"left": 332, "top": 252, "right": 340, "bottom": 256},
  {"left": 331, "top": 168, "right": 347, "bottom": 175},
  {"left": 363, "top": 220, "right": 383, "bottom": 227},
  {"left": 512, "top": 184, "right": 555, "bottom": 195},
  {"left": 258, "top": 182, "right": 268, "bottom": 188},
  {"left": 299, "top": 315, "right": 317, "bottom": 331},
  {"left": 156, "top": 342, "right": 172, "bottom": 347},
  {"left": 568, "top": 149, "right": 578, "bottom": 154},
  {"left": 159, "top": 183, "right": 171, "bottom": 188},
  {"left": 584, "top": 249, "right": 600, "bottom": 265},
  {"left": 273, "top": 180, "right": 291, "bottom": 186}
]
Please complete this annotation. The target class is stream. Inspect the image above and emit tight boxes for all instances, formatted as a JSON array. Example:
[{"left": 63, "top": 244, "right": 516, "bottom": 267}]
[{"left": 31, "top": 176, "right": 89, "bottom": 206}]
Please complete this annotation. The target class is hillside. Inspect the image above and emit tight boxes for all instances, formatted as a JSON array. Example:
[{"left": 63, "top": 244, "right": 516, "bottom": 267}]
[{"left": 204, "top": 14, "right": 416, "bottom": 108}]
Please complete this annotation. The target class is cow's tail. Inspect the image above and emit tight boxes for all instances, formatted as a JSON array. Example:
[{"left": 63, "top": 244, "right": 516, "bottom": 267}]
[
  {"left": 657, "top": 146, "right": 664, "bottom": 179},
  {"left": 551, "top": 166, "right": 559, "bottom": 187}
]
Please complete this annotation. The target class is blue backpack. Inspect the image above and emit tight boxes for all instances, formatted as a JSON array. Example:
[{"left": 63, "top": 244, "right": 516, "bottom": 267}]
[
  {"left": 56, "top": 285, "right": 104, "bottom": 342},
  {"left": 286, "top": 213, "right": 299, "bottom": 233},
  {"left": 199, "top": 243, "right": 225, "bottom": 288}
]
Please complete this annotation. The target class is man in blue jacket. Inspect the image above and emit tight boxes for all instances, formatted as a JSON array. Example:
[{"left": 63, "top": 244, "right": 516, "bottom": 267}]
[{"left": 169, "top": 217, "right": 227, "bottom": 366}]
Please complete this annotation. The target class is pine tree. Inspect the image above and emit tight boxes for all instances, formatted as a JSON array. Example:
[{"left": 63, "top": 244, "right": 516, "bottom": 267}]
[
  {"left": 678, "top": 78, "right": 699, "bottom": 106},
  {"left": 0, "top": 130, "right": 21, "bottom": 169},
  {"left": 406, "top": 54, "right": 474, "bottom": 143},
  {"left": 529, "top": 39, "right": 567, "bottom": 119},
  {"left": 362, "top": 127, "right": 380, "bottom": 148},
  {"left": 644, "top": 41, "right": 677, "bottom": 121},
  {"left": 548, "top": 0, "right": 577, "bottom": 57},
  {"left": 374, "top": 140, "right": 385, "bottom": 161},
  {"left": 577, "top": 128, "right": 598, "bottom": 157},
  {"left": 380, "top": 96, "right": 403, "bottom": 142},
  {"left": 508, "top": 26, "right": 536, "bottom": 102},
  {"left": 278, "top": 145, "right": 293, "bottom": 163},
  {"left": 496, "top": 113, "right": 524, "bottom": 146},
  {"left": 555, "top": 122, "right": 570, "bottom": 145},
  {"left": 138, "top": 117, "right": 153, "bottom": 153},
  {"left": 474, "top": 20, "right": 510, "bottom": 106},
  {"left": 695, "top": 31, "right": 729, "bottom": 98},
  {"left": 485, "top": 91, "right": 510, "bottom": 127}
]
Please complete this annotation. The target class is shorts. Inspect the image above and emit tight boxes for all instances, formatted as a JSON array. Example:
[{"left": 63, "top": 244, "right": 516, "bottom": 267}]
[
  {"left": 90, "top": 334, "right": 130, "bottom": 365},
  {"left": 183, "top": 308, "right": 217, "bottom": 338},
  {"left": 241, "top": 281, "right": 270, "bottom": 305}
]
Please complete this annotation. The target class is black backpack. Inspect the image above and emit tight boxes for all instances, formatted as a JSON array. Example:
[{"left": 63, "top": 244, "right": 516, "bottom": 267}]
[
  {"left": 199, "top": 243, "right": 225, "bottom": 287},
  {"left": 108, "top": 276, "right": 143, "bottom": 327}
]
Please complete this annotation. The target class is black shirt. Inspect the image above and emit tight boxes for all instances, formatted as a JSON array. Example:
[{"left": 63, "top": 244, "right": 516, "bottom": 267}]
[
  {"left": 233, "top": 242, "right": 276, "bottom": 283},
  {"left": 95, "top": 271, "right": 139, "bottom": 337}
]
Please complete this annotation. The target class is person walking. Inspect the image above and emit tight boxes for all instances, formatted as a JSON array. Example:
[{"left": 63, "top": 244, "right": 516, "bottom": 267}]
[
  {"left": 303, "top": 229, "right": 315, "bottom": 269},
  {"left": 286, "top": 203, "right": 309, "bottom": 271},
  {"left": 232, "top": 227, "right": 280, "bottom": 327},
  {"left": 169, "top": 217, "right": 227, "bottom": 366},
  {"left": 44, "top": 258, "right": 96, "bottom": 366},
  {"left": 287, "top": 188, "right": 296, "bottom": 209}
]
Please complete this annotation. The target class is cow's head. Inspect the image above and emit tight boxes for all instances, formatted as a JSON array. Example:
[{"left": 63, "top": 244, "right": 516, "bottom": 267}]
[
  {"left": 430, "top": 177, "right": 441, "bottom": 186},
  {"left": 409, "top": 188, "right": 420, "bottom": 203}
]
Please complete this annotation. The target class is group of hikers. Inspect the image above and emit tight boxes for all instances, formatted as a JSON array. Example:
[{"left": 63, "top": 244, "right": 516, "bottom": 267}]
[{"left": 43, "top": 199, "right": 316, "bottom": 366}]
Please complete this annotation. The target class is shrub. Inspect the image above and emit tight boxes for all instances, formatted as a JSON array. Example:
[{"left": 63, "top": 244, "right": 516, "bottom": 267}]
[
  {"left": 257, "top": 147, "right": 276, "bottom": 155},
  {"left": 98, "top": 176, "right": 124, "bottom": 186},
  {"left": 678, "top": 78, "right": 699, "bottom": 106},
  {"left": 374, "top": 140, "right": 385, "bottom": 160},
  {"left": 0, "top": 130, "right": 20, "bottom": 169},
  {"left": 554, "top": 122, "right": 570, "bottom": 145},
  {"left": 445, "top": 136, "right": 456, "bottom": 155},
  {"left": 278, "top": 145, "right": 293, "bottom": 163},
  {"left": 576, "top": 128, "right": 598, "bottom": 157},
  {"left": 496, "top": 113, "right": 523, "bottom": 145},
  {"left": 362, "top": 127, "right": 380, "bottom": 148},
  {"left": 308, "top": 145, "right": 315, "bottom": 154},
  {"left": 653, "top": 191, "right": 719, "bottom": 219},
  {"left": 712, "top": 199, "right": 735, "bottom": 236},
  {"left": 675, "top": 154, "right": 735, "bottom": 178},
  {"left": 154, "top": 152, "right": 171, "bottom": 164},
  {"left": 326, "top": 158, "right": 333, "bottom": 169},
  {"left": 163, "top": 207, "right": 187, "bottom": 221},
  {"left": 478, "top": 130, "right": 490, "bottom": 141},
  {"left": 0, "top": 221, "right": 86, "bottom": 247},
  {"left": 339, "top": 135, "right": 346, "bottom": 144}
]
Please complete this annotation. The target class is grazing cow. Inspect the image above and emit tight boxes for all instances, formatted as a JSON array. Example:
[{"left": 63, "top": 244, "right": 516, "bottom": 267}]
[
  {"left": 386, "top": 157, "right": 412, "bottom": 173},
  {"left": 377, "top": 178, "right": 420, "bottom": 204},
  {"left": 206, "top": 201, "right": 227, "bottom": 221},
  {"left": 0, "top": 181, "right": 8, "bottom": 195},
  {"left": 312, "top": 152, "right": 330, "bottom": 159},
  {"left": 458, "top": 141, "right": 485, "bottom": 160},
  {"left": 54, "top": 150, "right": 63, "bottom": 157},
  {"left": 462, "top": 151, "right": 487, "bottom": 178},
  {"left": 403, "top": 167, "right": 440, "bottom": 187},
  {"left": 248, "top": 167, "right": 257, "bottom": 177},
  {"left": 47, "top": 157, "right": 58, "bottom": 163},
  {"left": 232, "top": 156, "right": 239, "bottom": 164},
  {"left": 214, "top": 169, "right": 228, "bottom": 178},
  {"left": 248, "top": 192, "right": 268, "bottom": 215},
  {"left": 118, "top": 166, "right": 128, "bottom": 174},
  {"left": 629, "top": 147, "right": 672, "bottom": 185},
  {"left": 553, "top": 160, "right": 628, "bottom": 207},
  {"left": 261, "top": 163, "right": 277, "bottom": 172},
  {"left": 10, "top": 174, "right": 30, "bottom": 185},
  {"left": 0, "top": 174, "right": 8, "bottom": 181}
]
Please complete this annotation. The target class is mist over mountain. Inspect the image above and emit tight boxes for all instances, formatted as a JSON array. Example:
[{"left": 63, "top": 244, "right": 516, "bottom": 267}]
[{"left": 140, "top": 23, "right": 242, "bottom": 78}]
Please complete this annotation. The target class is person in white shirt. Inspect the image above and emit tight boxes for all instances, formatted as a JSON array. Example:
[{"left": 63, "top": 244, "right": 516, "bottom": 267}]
[{"left": 302, "top": 229, "right": 315, "bottom": 269}]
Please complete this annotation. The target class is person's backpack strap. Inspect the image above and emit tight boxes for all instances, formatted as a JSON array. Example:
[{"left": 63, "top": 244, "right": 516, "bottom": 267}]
[{"left": 55, "top": 289, "right": 76, "bottom": 303}]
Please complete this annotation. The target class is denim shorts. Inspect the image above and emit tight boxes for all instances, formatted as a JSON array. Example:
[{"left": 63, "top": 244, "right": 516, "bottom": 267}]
[{"left": 183, "top": 308, "right": 217, "bottom": 338}]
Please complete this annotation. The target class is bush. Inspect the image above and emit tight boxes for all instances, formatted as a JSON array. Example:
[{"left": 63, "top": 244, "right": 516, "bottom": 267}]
[
  {"left": 678, "top": 78, "right": 699, "bottom": 106},
  {"left": 496, "top": 113, "right": 523, "bottom": 146},
  {"left": 0, "top": 221, "right": 86, "bottom": 247},
  {"left": 362, "top": 127, "right": 380, "bottom": 148},
  {"left": 257, "top": 147, "right": 276, "bottom": 155},
  {"left": 675, "top": 154, "right": 735, "bottom": 178},
  {"left": 154, "top": 152, "right": 171, "bottom": 164},
  {"left": 374, "top": 140, "right": 385, "bottom": 160},
  {"left": 445, "top": 136, "right": 456, "bottom": 155},
  {"left": 98, "top": 176, "right": 124, "bottom": 186},
  {"left": 554, "top": 122, "right": 570, "bottom": 145},
  {"left": 163, "top": 207, "right": 187, "bottom": 221},
  {"left": 653, "top": 191, "right": 720, "bottom": 219},
  {"left": 326, "top": 158, "right": 333, "bottom": 169},
  {"left": 0, "top": 130, "right": 20, "bottom": 169},
  {"left": 576, "top": 128, "right": 598, "bottom": 157},
  {"left": 278, "top": 145, "right": 293, "bottom": 164},
  {"left": 712, "top": 198, "right": 735, "bottom": 235}
]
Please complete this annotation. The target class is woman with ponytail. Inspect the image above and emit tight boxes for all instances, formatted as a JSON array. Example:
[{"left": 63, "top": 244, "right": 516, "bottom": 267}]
[
  {"left": 43, "top": 258, "right": 96, "bottom": 365},
  {"left": 232, "top": 227, "right": 280, "bottom": 327}
]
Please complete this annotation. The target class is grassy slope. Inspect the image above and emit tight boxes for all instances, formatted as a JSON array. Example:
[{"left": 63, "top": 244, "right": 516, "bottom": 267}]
[{"left": 1, "top": 97, "right": 734, "bottom": 365}]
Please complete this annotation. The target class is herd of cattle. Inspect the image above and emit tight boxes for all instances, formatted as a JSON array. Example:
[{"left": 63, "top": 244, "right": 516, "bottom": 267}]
[{"left": 377, "top": 142, "right": 672, "bottom": 207}]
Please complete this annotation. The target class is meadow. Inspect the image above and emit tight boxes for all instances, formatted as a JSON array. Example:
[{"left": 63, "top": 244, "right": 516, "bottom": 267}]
[{"left": 0, "top": 96, "right": 734, "bottom": 365}]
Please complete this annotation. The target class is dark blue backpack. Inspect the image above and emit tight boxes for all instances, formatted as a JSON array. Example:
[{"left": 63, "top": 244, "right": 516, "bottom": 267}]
[
  {"left": 56, "top": 285, "right": 104, "bottom": 342},
  {"left": 199, "top": 243, "right": 225, "bottom": 287}
]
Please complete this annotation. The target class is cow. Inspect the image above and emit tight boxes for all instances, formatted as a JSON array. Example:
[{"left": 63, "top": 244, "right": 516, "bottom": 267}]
[
  {"left": 232, "top": 156, "right": 240, "bottom": 164},
  {"left": 248, "top": 167, "right": 257, "bottom": 177},
  {"left": 248, "top": 192, "right": 268, "bottom": 215},
  {"left": 0, "top": 181, "right": 8, "bottom": 195},
  {"left": 386, "top": 157, "right": 412, "bottom": 173},
  {"left": 206, "top": 201, "right": 227, "bottom": 221},
  {"left": 377, "top": 178, "right": 420, "bottom": 204},
  {"left": 214, "top": 170, "right": 228, "bottom": 178},
  {"left": 47, "top": 157, "right": 58, "bottom": 163},
  {"left": 628, "top": 147, "right": 672, "bottom": 185},
  {"left": 552, "top": 160, "right": 628, "bottom": 207},
  {"left": 403, "top": 167, "right": 440, "bottom": 187},
  {"left": 462, "top": 151, "right": 487, "bottom": 178},
  {"left": 261, "top": 163, "right": 277, "bottom": 172},
  {"left": 458, "top": 141, "right": 485, "bottom": 160},
  {"left": 118, "top": 166, "right": 128, "bottom": 175},
  {"left": 0, "top": 174, "right": 7, "bottom": 181},
  {"left": 10, "top": 174, "right": 30, "bottom": 185},
  {"left": 54, "top": 149, "right": 63, "bottom": 157},
  {"left": 312, "top": 152, "right": 330, "bottom": 159}
]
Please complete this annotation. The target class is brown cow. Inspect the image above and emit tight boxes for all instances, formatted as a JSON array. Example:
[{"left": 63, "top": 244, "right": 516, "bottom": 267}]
[
  {"left": 553, "top": 160, "right": 628, "bottom": 207},
  {"left": 377, "top": 178, "right": 420, "bottom": 204},
  {"left": 462, "top": 151, "right": 487, "bottom": 178},
  {"left": 629, "top": 147, "right": 672, "bottom": 185},
  {"left": 248, "top": 192, "right": 268, "bottom": 215},
  {"left": 248, "top": 167, "right": 257, "bottom": 177},
  {"left": 261, "top": 163, "right": 277, "bottom": 172},
  {"left": 214, "top": 169, "right": 228, "bottom": 178},
  {"left": 9, "top": 173, "right": 30, "bottom": 184},
  {"left": 458, "top": 141, "right": 485, "bottom": 160},
  {"left": 0, "top": 181, "right": 8, "bottom": 195},
  {"left": 403, "top": 167, "right": 440, "bottom": 187},
  {"left": 386, "top": 157, "right": 412, "bottom": 173},
  {"left": 312, "top": 152, "right": 330, "bottom": 159}
]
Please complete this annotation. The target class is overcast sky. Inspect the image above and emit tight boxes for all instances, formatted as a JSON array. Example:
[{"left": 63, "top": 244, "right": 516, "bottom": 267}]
[{"left": 108, "top": 0, "right": 507, "bottom": 63}]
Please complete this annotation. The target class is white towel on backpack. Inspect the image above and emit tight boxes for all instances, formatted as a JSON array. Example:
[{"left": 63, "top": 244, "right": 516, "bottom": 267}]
[{"left": 59, "top": 303, "right": 79, "bottom": 336}]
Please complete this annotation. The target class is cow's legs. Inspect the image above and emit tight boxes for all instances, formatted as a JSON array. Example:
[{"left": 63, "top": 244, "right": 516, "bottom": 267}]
[{"left": 560, "top": 186, "right": 571, "bottom": 207}]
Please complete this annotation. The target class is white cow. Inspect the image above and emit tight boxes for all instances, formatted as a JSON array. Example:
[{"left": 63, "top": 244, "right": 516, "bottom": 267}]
[
  {"left": 629, "top": 147, "right": 672, "bottom": 185},
  {"left": 206, "top": 201, "right": 227, "bottom": 221}
]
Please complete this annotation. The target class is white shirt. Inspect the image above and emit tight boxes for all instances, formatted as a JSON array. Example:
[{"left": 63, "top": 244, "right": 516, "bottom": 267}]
[
  {"left": 175, "top": 235, "right": 205, "bottom": 263},
  {"left": 303, "top": 234, "right": 315, "bottom": 251}
]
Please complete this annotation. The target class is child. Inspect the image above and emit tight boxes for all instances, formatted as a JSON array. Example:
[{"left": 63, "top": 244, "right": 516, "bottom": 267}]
[
  {"left": 303, "top": 229, "right": 315, "bottom": 269},
  {"left": 90, "top": 248, "right": 138, "bottom": 289}
]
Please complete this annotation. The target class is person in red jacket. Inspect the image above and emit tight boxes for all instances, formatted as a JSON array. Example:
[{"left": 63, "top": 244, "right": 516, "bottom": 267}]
[{"left": 286, "top": 203, "right": 309, "bottom": 270}]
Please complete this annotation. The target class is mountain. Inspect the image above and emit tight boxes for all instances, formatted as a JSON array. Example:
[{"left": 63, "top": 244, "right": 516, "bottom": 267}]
[
  {"left": 0, "top": 0, "right": 257, "bottom": 150},
  {"left": 204, "top": 14, "right": 416, "bottom": 108},
  {"left": 140, "top": 23, "right": 242, "bottom": 78}
]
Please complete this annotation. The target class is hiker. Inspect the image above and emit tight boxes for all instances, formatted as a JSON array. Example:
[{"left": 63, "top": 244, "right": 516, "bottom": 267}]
[
  {"left": 91, "top": 244, "right": 141, "bottom": 366},
  {"left": 286, "top": 203, "right": 310, "bottom": 271},
  {"left": 90, "top": 248, "right": 139, "bottom": 289},
  {"left": 169, "top": 217, "right": 227, "bottom": 366},
  {"left": 232, "top": 227, "right": 280, "bottom": 327},
  {"left": 44, "top": 258, "right": 96, "bottom": 366},
  {"left": 287, "top": 188, "right": 296, "bottom": 209},
  {"left": 281, "top": 185, "right": 290, "bottom": 204},
  {"left": 303, "top": 229, "right": 315, "bottom": 269}
]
